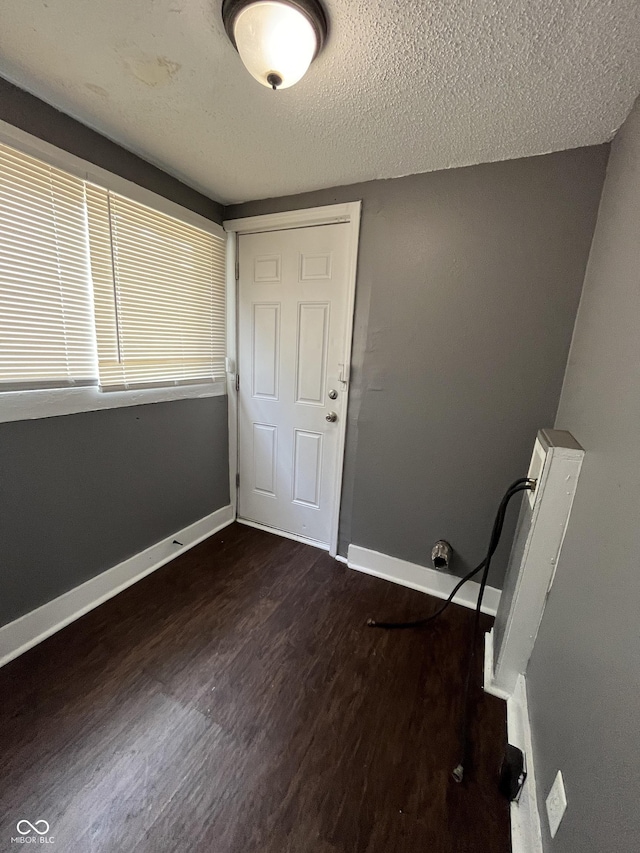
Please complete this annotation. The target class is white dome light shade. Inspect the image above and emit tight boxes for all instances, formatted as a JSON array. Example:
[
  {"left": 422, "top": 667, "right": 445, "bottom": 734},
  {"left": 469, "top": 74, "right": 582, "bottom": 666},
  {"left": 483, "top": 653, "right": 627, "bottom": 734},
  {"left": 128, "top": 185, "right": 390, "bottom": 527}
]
[{"left": 233, "top": 2, "right": 318, "bottom": 89}]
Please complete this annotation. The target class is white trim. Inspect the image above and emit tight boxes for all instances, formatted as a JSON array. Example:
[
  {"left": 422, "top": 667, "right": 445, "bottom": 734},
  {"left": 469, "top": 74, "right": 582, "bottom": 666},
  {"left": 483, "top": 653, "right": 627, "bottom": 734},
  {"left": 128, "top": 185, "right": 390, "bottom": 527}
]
[
  {"left": 0, "top": 119, "right": 224, "bottom": 239},
  {"left": 347, "top": 544, "right": 501, "bottom": 616},
  {"left": 328, "top": 203, "right": 361, "bottom": 558},
  {"left": 334, "top": 554, "right": 348, "bottom": 565},
  {"left": 0, "top": 381, "right": 226, "bottom": 424},
  {"left": 507, "top": 675, "right": 544, "bottom": 853},
  {"left": 483, "top": 627, "right": 512, "bottom": 700},
  {"left": 0, "top": 505, "right": 234, "bottom": 669},
  {"left": 492, "top": 430, "right": 584, "bottom": 696},
  {"left": 483, "top": 633, "right": 543, "bottom": 853},
  {"left": 225, "top": 202, "right": 361, "bottom": 558},
  {"left": 226, "top": 231, "right": 239, "bottom": 512},
  {"left": 223, "top": 202, "right": 359, "bottom": 235},
  {"left": 236, "top": 517, "right": 330, "bottom": 551}
]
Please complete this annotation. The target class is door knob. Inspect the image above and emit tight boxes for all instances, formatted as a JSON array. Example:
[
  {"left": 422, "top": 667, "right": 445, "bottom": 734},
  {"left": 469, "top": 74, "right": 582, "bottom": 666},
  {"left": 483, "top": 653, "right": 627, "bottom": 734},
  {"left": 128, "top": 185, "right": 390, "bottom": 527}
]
[{"left": 325, "top": 411, "right": 338, "bottom": 423}]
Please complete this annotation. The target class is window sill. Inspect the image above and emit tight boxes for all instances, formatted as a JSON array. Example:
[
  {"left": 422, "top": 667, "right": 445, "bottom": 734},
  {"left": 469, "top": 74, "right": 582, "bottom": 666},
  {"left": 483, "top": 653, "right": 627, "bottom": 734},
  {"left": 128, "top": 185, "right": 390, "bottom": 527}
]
[{"left": 0, "top": 380, "right": 227, "bottom": 424}]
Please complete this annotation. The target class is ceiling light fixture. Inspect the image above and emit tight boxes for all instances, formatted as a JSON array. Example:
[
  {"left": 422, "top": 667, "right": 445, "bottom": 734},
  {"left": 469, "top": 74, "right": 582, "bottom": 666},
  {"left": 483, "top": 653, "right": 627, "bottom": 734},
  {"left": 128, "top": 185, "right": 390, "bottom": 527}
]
[{"left": 222, "top": 0, "right": 327, "bottom": 90}]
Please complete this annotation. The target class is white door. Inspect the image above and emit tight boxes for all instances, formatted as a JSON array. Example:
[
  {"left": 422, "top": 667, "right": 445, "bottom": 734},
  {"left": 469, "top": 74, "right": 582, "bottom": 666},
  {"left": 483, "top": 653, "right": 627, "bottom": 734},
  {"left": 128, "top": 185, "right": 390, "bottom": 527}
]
[{"left": 237, "top": 223, "right": 351, "bottom": 547}]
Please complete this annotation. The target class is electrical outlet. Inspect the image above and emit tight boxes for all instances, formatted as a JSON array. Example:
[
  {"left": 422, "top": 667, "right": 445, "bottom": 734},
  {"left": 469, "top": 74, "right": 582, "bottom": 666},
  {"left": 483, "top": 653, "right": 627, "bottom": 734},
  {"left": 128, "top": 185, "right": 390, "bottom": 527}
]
[
  {"left": 527, "top": 438, "right": 545, "bottom": 507},
  {"left": 545, "top": 770, "right": 567, "bottom": 838}
]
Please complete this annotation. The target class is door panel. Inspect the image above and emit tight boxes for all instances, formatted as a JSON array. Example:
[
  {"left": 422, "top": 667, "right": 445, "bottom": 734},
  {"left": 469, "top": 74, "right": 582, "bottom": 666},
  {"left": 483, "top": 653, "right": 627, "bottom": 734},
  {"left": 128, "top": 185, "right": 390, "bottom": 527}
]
[
  {"left": 295, "top": 302, "right": 329, "bottom": 405},
  {"left": 252, "top": 303, "right": 280, "bottom": 399},
  {"left": 253, "top": 254, "right": 281, "bottom": 282},
  {"left": 252, "top": 423, "right": 277, "bottom": 496},
  {"left": 292, "top": 429, "right": 323, "bottom": 507},
  {"left": 238, "top": 223, "right": 350, "bottom": 545}
]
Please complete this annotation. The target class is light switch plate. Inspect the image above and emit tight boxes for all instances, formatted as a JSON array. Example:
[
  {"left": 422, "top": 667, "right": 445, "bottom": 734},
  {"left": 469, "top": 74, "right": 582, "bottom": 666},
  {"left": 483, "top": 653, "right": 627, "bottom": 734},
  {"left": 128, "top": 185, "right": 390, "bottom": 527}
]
[{"left": 546, "top": 770, "right": 567, "bottom": 838}]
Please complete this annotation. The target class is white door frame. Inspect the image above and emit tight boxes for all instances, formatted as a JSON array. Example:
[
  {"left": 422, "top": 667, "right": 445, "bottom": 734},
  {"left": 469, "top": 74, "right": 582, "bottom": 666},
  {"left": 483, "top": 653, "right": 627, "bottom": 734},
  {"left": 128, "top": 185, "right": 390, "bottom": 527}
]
[{"left": 223, "top": 202, "right": 362, "bottom": 557}]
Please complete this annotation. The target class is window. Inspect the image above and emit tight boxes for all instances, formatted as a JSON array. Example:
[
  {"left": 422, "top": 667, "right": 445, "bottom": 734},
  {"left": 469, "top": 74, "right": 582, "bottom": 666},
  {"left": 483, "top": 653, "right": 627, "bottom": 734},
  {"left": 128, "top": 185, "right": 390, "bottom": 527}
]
[
  {"left": 0, "top": 132, "right": 226, "bottom": 419},
  {"left": 86, "top": 187, "right": 226, "bottom": 391},
  {"left": 0, "top": 142, "right": 96, "bottom": 391}
]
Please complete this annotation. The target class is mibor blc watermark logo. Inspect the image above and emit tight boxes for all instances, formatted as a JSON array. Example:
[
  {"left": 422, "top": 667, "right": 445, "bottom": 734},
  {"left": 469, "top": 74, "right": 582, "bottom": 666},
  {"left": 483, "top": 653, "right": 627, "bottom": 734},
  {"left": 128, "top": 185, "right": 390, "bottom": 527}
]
[{"left": 10, "top": 821, "right": 55, "bottom": 845}]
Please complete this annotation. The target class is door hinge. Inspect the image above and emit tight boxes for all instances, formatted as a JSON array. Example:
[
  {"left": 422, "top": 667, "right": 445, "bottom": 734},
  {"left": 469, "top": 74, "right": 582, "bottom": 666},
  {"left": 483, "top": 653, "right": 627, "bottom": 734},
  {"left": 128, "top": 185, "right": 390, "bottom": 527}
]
[
  {"left": 235, "top": 259, "right": 240, "bottom": 280},
  {"left": 236, "top": 472, "right": 240, "bottom": 488},
  {"left": 235, "top": 374, "right": 240, "bottom": 392}
]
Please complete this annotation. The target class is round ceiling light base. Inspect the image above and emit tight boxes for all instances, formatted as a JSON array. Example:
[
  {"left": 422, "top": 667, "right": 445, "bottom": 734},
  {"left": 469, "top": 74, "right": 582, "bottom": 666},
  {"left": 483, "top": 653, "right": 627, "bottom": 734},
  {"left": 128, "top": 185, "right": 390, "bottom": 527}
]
[{"left": 222, "top": 0, "right": 328, "bottom": 90}]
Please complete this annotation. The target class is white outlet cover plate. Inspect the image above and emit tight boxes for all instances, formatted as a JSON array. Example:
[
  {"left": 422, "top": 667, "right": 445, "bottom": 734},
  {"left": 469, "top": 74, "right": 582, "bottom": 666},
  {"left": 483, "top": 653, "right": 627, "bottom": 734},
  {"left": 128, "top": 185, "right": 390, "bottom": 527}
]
[{"left": 546, "top": 770, "right": 568, "bottom": 838}]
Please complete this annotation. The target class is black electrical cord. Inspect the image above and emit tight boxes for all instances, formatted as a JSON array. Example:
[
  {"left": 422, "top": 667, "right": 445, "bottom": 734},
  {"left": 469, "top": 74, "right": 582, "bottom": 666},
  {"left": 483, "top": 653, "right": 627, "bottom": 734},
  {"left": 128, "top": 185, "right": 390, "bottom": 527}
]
[
  {"left": 451, "top": 479, "right": 534, "bottom": 783},
  {"left": 367, "top": 478, "right": 533, "bottom": 630},
  {"left": 365, "top": 477, "right": 536, "bottom": 785}
]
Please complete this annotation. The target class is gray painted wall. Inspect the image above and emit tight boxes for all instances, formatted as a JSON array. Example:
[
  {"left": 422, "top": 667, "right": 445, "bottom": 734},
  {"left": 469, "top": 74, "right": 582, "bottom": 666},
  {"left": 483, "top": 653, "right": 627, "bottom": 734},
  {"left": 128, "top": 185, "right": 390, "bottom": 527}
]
[
  {"left": 226, "top": 145, "right": 608, "bottom": 587},
  {"left": 0, "top": 398, "right": 229, "bottom": 626},
  {"left": 0, "top": 75, "right": 223, "bottom": 222},
  {"left": 0, "top": 82, "right": 229, "bottom": 628},
  {"left": 527, "top": 98, "right": 640, "bottom": 851}
]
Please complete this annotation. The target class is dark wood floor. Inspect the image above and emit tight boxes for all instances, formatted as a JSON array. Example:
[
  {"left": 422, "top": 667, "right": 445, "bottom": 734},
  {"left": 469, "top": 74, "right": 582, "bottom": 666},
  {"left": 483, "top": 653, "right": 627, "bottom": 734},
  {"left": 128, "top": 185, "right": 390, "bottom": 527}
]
[{"left": 0, "top": 523, "right": 509, "bottom": 853}]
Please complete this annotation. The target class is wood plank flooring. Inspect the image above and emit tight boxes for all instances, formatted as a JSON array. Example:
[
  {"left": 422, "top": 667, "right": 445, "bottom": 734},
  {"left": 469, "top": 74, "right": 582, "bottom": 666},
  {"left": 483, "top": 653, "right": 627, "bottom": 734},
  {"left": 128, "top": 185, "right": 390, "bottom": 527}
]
[{"left": 0, "top": 523, "right": 510, "bottom": 852}]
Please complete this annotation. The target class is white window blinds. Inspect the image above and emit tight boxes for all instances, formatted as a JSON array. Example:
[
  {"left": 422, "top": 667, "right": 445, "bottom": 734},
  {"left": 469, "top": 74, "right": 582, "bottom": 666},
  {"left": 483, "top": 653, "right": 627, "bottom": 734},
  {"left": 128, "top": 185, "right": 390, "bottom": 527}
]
[
  {"left": 86, "top": 186, "right": 226, "bottom": 390},
  {"left": 0, "top": 142, "right": 96, "bottom": 390}
]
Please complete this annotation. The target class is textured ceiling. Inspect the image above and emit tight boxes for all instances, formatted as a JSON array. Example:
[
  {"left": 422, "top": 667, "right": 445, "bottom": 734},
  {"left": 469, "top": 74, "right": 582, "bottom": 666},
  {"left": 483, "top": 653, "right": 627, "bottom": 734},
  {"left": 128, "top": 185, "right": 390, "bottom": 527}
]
[{"left": 0, "top": 0, "right": 638, "bottom": 204}]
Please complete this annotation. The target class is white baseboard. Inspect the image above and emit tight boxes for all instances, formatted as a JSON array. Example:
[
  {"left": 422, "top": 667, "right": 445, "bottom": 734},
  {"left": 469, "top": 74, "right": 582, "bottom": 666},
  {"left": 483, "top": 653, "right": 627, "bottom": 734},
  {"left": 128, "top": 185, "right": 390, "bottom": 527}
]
[
  {"left": 483, "top": 631, "right": 543, "bottom": 853},
  {"left": 0, "top": 504, "right": 235, "bottom": 669},
  {"left": 483, "top": 627, "right": 512, "bottom": 700},
  {"left": 346, "top": 544, "right": 501, "bottom": 616},
  {"left": 506, "top": 675, "right": 543, "bottom": 853}
]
